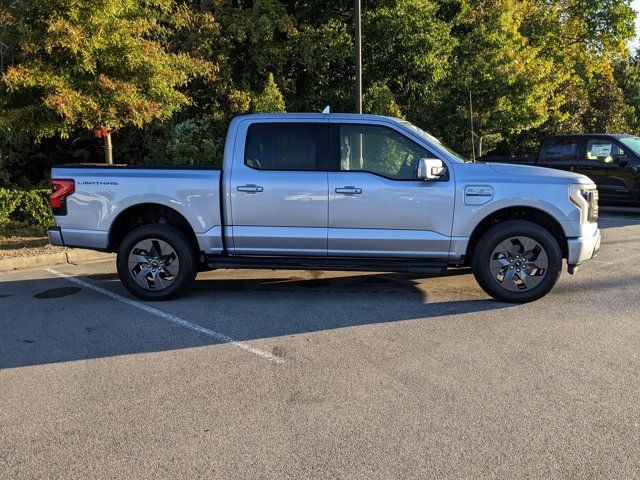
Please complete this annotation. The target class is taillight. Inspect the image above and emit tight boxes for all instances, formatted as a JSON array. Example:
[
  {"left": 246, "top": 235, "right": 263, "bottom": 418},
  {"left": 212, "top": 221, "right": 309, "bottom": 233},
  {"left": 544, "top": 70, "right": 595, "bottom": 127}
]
[{"left": 50, "top": 179, "right": 75, "bottom": 215}]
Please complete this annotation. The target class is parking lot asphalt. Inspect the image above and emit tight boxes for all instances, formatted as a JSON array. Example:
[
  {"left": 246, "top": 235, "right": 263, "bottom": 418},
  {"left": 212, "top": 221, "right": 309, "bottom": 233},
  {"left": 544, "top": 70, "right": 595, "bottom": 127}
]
[{"left": 1, "top": 214, "right": 639, "bottom": 479}]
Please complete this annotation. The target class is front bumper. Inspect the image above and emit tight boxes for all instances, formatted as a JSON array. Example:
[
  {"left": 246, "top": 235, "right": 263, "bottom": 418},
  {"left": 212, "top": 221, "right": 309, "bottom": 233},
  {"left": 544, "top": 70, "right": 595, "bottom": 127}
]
[
  {"left": 48, "top": 227, "right": 65, "bottom": 247},
  {"left": 567, "top": 227, "right": 601, "bottom": 266}
]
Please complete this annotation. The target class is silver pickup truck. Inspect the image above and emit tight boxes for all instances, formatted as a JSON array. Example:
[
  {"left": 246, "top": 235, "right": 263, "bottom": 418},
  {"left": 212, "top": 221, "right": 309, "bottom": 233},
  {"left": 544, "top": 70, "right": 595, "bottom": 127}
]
[{"left": 48, "top": 113, "right": 600, "bottom": 303}]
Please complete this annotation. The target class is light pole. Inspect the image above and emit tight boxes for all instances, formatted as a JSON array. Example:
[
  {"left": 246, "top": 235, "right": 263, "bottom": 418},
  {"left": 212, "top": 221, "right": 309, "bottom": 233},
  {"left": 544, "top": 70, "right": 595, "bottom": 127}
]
[
  {"left": 355, "top": 0, "right": 362, "bottom": 114},
  {"left": 469, "top": 89, "right": 476, "bottom": 162}
]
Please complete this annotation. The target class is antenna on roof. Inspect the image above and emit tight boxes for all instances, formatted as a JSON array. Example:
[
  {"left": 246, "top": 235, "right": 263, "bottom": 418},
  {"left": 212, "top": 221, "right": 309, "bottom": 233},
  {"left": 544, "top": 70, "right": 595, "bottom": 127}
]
[{"left": 321, "top": 106, "right": 330, "bottom": 114}]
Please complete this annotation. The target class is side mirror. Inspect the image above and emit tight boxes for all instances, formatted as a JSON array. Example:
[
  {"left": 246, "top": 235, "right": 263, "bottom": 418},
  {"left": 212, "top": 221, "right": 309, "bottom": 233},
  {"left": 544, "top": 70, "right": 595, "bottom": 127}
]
[{"left": 417, "top": 158, "right": 446, "bottom": 181}]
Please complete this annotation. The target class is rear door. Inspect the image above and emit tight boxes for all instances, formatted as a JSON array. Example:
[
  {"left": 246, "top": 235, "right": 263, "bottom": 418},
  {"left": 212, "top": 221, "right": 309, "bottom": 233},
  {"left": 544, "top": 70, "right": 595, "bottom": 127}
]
[
  {"left": 326, "top": 121, "right": 455, "bottom": 258},
  {"left": 575, "top": 137, "right": 636, "bottom": 204},
  {"left": 538, "top": 137, "right": 581, "bottom": 172},
  {"left": 228, "top": 121, "right": 329, "bottom": 256}
]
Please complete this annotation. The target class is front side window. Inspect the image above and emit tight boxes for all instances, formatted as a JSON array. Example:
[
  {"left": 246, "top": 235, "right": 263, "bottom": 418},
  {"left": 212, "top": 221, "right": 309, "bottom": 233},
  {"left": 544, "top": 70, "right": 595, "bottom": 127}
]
[
  {"left": 339, "top": 124, "right": 428, "bottom": 180},
  {"left": 585, "top": 139, "right": 625, "bottom": 164},
  {"left": 546, "top": 139, "right": 578, "bottom": 160},
  {"left": 619, "top": 136, "right": 640, "bottom": 156},
  {"left": 245, "top": 123, "right": 323, "bottom": 171}
]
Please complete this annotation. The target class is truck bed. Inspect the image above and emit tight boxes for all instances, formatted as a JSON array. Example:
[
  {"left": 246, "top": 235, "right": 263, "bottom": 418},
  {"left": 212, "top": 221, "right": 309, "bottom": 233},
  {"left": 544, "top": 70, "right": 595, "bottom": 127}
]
[{"left": 50, "top": 165, "right": 223, "bottom": 253}]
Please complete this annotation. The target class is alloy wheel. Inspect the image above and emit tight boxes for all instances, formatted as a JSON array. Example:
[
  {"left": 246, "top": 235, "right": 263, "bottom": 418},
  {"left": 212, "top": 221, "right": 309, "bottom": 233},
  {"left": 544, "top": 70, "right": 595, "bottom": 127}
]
[
  {"left": 489, "top": 236, "right": 549, "bottom": 292},
  {"left": 127, "top": 238, "right": 180, "bottom": 291}
]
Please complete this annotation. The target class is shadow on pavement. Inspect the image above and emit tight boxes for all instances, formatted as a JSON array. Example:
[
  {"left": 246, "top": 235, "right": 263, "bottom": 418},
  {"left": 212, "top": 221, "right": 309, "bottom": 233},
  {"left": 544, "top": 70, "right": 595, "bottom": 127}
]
[
  {"left": 0, "top": 270, "right": 512, "bottom": 369},
  {"left": 598, "top": 210, "right": 640, "bottom": 229}
]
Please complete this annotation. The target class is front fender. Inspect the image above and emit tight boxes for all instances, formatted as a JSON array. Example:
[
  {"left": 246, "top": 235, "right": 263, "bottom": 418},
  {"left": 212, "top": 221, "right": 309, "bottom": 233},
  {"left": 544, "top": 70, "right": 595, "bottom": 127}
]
[{"left": 453, "top": 182, "right": 580, "bottom": 238}]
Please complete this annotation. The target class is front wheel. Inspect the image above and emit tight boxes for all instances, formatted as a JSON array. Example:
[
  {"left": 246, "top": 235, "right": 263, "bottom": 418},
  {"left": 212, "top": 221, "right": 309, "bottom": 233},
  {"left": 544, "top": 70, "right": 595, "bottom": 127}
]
[
  {"left": 471, "top": 220, "right": 562, "bottom": 303},
  {"left": 117, "top": 224, "right": 197, "bottom": 301}
]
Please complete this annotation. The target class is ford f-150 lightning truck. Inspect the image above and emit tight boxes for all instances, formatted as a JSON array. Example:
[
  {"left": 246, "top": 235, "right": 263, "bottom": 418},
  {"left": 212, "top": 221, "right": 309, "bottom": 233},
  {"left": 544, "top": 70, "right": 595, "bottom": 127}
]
[{"left": 48, "top": 113, "right": 601, "bottom": 303}]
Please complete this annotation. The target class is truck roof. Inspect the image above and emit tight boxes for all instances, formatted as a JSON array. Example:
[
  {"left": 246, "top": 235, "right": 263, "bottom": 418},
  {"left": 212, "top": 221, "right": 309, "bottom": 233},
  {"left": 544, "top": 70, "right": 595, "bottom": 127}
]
[
  {"left": 545, "top": 133, "right": 637, "bottom": 139},
  {"left": 234, "top": 112, "right": 403, "bottom": 122}
]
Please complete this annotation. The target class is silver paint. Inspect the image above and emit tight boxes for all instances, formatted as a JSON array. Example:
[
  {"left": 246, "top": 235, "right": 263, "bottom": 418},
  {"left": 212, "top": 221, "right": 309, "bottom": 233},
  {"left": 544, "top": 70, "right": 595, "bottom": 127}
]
[{"left": 52, "top": 113, "right": 601, "bottom": 270}]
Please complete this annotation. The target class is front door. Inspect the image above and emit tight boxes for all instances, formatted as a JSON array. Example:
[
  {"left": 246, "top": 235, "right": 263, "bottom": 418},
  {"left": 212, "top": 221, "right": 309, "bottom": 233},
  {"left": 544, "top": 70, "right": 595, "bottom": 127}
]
[
  {"left": 575, "top": 137, "right": 636, "bottom": 204},
  {"left": 229, "top": 121, "right": 329, "bottom": 255},
  {"left": 327, "top": 122, "right": 455, "bottom": 258}
]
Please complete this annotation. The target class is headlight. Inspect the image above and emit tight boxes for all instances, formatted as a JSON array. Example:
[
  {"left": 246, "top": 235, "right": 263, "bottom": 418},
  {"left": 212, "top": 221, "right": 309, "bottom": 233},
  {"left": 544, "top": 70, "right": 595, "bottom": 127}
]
[{"left": 569, "top": 184, "right": 598, "bottom": 224}]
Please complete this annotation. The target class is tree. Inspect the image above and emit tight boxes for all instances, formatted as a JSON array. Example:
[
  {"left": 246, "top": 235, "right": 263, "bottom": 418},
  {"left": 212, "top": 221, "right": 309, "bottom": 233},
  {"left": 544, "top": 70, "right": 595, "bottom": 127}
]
[
  {"left": 364, "top": 82, "right": 403, "bottom": 118},
  {"left": 525, "top": 0, "right": 635, "bottom": 55},
  {"left": 0, "top": 0, "right": 209, "bottom": 163},
  {"left": 364, "top": 0, "right": 455, "bottom": 123},
  {"left": 253, "top": 73, "right": 286, "bottom": 112},
  {"left": 440, "top": 0, "right": 563, "bottom": 157},
  {"left": 616, "top": 53, "right": 640, "bottom": 134},
  {"left": 2, "top": 0, "right": 639, "bottom": 174},
  {"left": 146, "top": 117, "right": 223, "bottom": 167}
]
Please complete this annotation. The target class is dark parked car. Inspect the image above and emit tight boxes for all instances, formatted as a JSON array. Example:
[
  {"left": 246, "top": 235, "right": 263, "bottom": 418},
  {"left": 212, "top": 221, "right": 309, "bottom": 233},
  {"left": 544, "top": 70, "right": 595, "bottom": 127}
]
[{"left": 482, "top": 134, "right": 640, "bottom": 206}]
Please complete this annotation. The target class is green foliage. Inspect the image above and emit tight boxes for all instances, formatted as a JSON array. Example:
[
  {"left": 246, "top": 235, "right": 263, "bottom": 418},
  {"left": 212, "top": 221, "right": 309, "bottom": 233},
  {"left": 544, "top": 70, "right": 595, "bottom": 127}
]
[
  {"left": 438, "top": 0, "right": 565, "bottom": 156},
  {"left": 364, "top": 83, "right": 404, "bottom": 119},
  {"left": 0, "top": 189, "right": 53, "bottom": 228},
  {"left": 253, "top": 73, "right": 286, "bottom": 113},
  {"left": 227, "top": 90, "right": 253, "bottom": 115},
  {"left": 615, "top": 56, "right": 640, "bottom": 135},
  {"left": 0, "top": 148, "right": 9, "bottom": 187},
  {"left": 287, "top": 20, "right": 354, "bottom": 112},
  {"left": 1, "top": 0, "right": 640, "bottom": 170},
  {"left": 583, "top": 71, "right": 630, "bottom": 133},
  {"left": 364, "top": 0, "right": 455, "bottom": 121},
  {"left": 146, "top": 118, "right": 224, "bottom": 167},
  {"left": 502, "top": 0, "right": 636, "bottom": 154},
  {"left": 0, "top": 189, "right": 20, "bottom": 226},
  {"left": 0, "top": 0, "right": 209, "bottom": 161}
]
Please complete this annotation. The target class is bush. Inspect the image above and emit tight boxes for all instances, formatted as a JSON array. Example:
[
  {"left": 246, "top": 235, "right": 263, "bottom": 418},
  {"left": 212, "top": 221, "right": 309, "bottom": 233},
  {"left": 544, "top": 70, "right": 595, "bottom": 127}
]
[
  {"left": 253, "top": 73, "right": 286, "bottom": 113},
  {"left": 146, "top": 118, "right": 224, "bottom": 167},
  {"left": 364, "top": 82, "right": 404, "bottom": 119},
  {"left": 0, "top": 188, "right": 53, "bottom": 231}
]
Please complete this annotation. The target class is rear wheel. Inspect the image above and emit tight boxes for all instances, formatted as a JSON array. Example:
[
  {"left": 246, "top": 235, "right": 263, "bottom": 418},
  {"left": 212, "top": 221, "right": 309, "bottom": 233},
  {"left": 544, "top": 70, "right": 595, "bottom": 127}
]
[
  {"left": 471, "top": 220, "right": 562, "bottom": 303},
  {"left": 117, "top": 224, "right": 197, "bottom": 301}
]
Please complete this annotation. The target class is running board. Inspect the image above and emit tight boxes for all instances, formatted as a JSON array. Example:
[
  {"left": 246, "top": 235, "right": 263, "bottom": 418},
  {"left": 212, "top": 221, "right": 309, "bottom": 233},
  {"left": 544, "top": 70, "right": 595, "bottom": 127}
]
[{"left": 206, "top": 255, "right": 448, "bottom": 274}]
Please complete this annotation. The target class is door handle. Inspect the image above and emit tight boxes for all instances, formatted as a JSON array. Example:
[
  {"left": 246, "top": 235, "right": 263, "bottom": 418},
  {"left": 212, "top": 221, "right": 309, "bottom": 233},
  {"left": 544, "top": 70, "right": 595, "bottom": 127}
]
[
  {"left": 335, "top": 186, "right": 362, "bottom": 195},
  {"left": 237, "top": 184, "right": 263, "bottom": 193}
]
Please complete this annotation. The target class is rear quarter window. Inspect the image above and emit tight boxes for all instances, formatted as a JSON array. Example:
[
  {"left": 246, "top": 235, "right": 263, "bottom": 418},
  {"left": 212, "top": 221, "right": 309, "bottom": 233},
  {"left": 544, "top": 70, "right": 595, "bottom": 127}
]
[
  {"left": 545, "top": 139, "right": 578, "bottom": 160},
  {"left": 244, "top": 123, "right": 325, "bottom": 171}
]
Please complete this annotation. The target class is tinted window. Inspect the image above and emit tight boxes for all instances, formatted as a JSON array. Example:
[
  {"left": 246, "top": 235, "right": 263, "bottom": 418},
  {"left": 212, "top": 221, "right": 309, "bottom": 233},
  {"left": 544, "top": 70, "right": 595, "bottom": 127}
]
[
  {"left": 545, "top": 140, "right": 578, "bottom": 160},
  {"left": 339, "top": 124, "right": 428, "bottom": 180},
  {"left": 619, "top": 136, "right": 640, "bottom": 156},
  {"left": 245, "top": 123, "right": 323, "bottom": 170},
  {"left": 586, "top": 139, "right": 625, "bottom": 163}
]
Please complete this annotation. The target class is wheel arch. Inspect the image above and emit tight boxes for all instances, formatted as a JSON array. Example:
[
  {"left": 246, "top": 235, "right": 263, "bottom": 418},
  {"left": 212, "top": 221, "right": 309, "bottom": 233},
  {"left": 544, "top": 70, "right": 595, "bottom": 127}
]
[
  {"left": 108, "top": 203, "right": 199, "bottom": 255},
  {"left": 465, "top": 206, "right": 568, "bottom": 264}
]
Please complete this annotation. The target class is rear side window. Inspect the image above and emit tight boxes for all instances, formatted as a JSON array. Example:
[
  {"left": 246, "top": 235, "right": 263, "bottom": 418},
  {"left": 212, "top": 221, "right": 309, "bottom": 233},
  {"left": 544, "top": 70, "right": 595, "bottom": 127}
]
[
  {"left": 545, "top": 139, "right": 578, "bottom": 160},
  {"left": 244, "top": 123, "right": 325, "bottom": 171}
]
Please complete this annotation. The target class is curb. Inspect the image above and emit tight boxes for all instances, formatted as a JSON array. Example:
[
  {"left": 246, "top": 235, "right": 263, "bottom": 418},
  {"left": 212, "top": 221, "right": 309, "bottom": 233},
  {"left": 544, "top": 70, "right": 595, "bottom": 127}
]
[{"left": 0, "top": 250, "right": 115, "bottom": 272}]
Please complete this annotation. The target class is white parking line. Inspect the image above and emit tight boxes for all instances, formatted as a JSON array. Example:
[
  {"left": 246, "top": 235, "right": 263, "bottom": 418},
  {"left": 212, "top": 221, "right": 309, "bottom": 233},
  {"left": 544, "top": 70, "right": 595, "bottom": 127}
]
[{"left": 44, "top": 268, "right": 285, "bottom": 364}]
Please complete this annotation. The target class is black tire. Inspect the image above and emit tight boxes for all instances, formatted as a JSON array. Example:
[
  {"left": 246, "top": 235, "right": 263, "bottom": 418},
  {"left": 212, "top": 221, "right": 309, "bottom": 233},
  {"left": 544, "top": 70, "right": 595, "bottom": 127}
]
[
  {"left": 116, "top": 224, "right": 197, "bottom": 301},
  {"left": 471, "top": 220, "right": 562, "bottom": 303}
]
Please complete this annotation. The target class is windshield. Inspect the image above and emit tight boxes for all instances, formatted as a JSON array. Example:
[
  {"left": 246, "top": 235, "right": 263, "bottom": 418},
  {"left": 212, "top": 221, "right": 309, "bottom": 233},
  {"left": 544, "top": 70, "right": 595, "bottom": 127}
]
[
  {"left": 399, "top": 120, "right": 469, "bottom": 163},
  {"left": 619, "top": 136, "right": 640, "bottom": 156}
]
